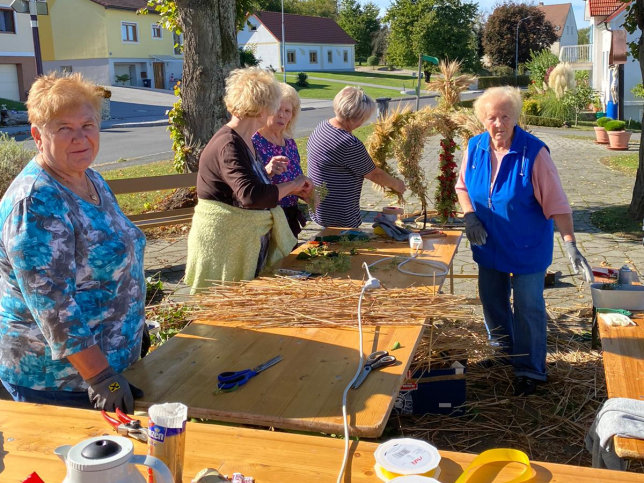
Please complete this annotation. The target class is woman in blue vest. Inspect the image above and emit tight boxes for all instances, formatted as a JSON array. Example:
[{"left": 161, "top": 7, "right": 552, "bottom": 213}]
[{"left": 455, "top": 86, "right": 593, "bottom": 396}]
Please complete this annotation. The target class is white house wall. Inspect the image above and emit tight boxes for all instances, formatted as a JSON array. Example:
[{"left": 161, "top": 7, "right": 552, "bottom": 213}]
[
  {"left": 238, "top": 15, "right": 354, "bottom": 72},
  {"left": 591, "top": 11, "right": 642, "bottom": 121}
]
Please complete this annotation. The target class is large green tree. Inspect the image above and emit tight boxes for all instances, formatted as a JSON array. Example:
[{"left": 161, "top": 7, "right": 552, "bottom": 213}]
[
  {"left": 250, "top": 0, "right": 337, "bottom": 18},
  {"left": 482, "top": 3, "right": 556, "bottom": 69},
  {"left": 385, "top": 0, "right": 479, "bottom": 71},
  {"left": 337, "top": 0, "right": 381, "bottom": 61},
  {"left": 578, "top": 26, "right": 590, "bottom": 45}
]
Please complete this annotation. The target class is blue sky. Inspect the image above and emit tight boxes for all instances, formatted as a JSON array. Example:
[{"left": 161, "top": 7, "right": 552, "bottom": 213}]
[{"left": 369, "top": 0, "right": 590, "bottom": 29}]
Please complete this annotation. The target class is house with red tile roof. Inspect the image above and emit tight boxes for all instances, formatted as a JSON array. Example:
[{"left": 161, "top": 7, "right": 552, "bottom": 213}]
[
  {"left": 238, "top": 11, "right": 356, "bottom": 72},
  {"left": 584, "top": 0, "right": 640, "bottom": 121},
  {"left": 536, "top": 3, "right": 577, "bottom": 55}
]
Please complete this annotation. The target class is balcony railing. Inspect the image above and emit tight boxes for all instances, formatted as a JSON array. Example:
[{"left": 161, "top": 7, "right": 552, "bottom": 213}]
[{"left": 559, "top": 44, "right": 592, "bottom": 64}]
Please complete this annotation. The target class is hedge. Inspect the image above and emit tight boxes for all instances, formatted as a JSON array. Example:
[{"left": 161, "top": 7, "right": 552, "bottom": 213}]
[
  {"left": 478, "top": 75, "right": 530, "bottom": 89},
  {"left": 522, "top": 115, "right": 563, "bottom": 128}
]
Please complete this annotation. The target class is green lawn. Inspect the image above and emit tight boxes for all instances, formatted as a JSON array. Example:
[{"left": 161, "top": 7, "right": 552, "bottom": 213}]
[
  {"left": 278, "top": 71, "right": 422, "bottom": 100},
  {"left": 0, "top": 98, "right": 26, "bottom": 111},
  {"left": 103, "top": 161, "right": 176, "bottom": 215},
  {"left": 600, "top": 153, "right": 639, "bottom": 176}
]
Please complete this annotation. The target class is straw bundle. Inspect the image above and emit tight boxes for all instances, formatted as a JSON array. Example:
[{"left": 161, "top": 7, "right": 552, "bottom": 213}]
[
  {"left": 391, "top": 306, "right": 644, "bottom": 472},
  {"left": 188, "top": 277, "right": 472, "bottom": 328},
  {"left": 426, "top": 60, "right": 476, "bottom": 112}
]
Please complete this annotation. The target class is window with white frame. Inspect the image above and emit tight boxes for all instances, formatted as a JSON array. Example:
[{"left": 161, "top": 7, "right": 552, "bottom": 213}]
[
  {"left": 309, "top": 51, "right": 318, "bottom": 64},
  {"left": 327, "top": 51, "right": 332, "bottom": 63},
  {"left": 0, "top": 8, "right": 16, "bottom": 33},
  {"left": 343, "top": 50, "right": 348, "bottom": 62},
  {"left": 152, "top": 24, "right": 162, "bottom": 39},
  {"left": 287, "top": 50, "right": 296, "bottom": 64},
  {"left": 121, "top": 22, "right": 138, "bottom": 42}
]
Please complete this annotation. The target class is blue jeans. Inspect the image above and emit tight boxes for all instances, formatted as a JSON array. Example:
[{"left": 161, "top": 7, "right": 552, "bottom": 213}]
[
  {"left": 1, "top": 379, "right": 93, "bottom": 409},
  {"left": 478, "top": 265, "right": 547, "bottom": 381}
]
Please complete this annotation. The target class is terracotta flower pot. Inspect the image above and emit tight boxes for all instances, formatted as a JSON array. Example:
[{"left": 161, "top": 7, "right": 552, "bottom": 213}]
[
  {"left": 594, "top": 126, "right": 609, "bottom": 144},
  {"left": 607, "top": 130, "right": 632, "bottom": 150}
]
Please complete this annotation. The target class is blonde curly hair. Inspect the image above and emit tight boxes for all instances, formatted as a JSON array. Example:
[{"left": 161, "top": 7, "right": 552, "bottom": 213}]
[
  {"left": 224, "top": 67, "right": 281, "bottom": 119},
  {"left": 26, "top": 72, "right": 103, "bottom": 127}
]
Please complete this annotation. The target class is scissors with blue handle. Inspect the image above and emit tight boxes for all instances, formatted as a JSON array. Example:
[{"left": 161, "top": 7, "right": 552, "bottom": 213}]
[
  {"left": 351, "top": 350, "right": 397, "bottom": 389},
  {"left": 217, "top": 355, "right": 283, "bottom": 390}
]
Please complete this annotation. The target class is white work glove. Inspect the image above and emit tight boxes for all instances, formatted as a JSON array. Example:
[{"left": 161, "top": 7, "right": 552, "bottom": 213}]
[{"left": 564, "top": 240, "right": 594, "bottom": 282}]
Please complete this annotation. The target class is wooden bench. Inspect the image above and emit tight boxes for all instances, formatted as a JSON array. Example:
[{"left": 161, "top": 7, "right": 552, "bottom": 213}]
[
  {"left": 597, "top": 311, "right": 644, "bottom": 460},
  {"left": 107, "top": 172, "right": 197, "bottom": 229}
]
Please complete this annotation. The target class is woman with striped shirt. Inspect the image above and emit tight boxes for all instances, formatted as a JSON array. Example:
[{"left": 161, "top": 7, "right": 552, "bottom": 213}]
[{"left": 307, "top": 87, "right": 405, "bottom": 228}]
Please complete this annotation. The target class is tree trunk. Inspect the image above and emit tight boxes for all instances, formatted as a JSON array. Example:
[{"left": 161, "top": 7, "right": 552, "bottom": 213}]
[
  {"left": 175, "top": 0, "right": 239, "bottom": 173},
  {"left": 628, "top": 3, "right": 644, "bottom": 219}
]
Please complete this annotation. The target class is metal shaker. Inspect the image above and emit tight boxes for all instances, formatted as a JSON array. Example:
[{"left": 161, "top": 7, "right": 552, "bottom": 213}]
[{"left": 618, "top": 265, "right": 640, "bottom": 285}]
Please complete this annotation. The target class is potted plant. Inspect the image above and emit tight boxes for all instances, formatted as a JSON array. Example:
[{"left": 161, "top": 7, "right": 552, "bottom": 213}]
[
  {"left": 594, "top": 116, "right": 612, "bottom": 144},
  {"left": 605, "top": 120, "right": 631, "bottom": 150}
]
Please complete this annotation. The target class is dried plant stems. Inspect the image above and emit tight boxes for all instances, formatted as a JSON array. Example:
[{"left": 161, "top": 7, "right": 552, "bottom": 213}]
[{"left": 188, "top": 277, "right": 471, "bottom": 328}]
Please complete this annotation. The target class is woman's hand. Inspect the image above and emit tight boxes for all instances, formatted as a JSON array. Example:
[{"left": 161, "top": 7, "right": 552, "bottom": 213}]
[
  {"left": 392, "top": 177, "right": 406, "bottom": 194},
  {"left": 291, "top": 175, "right": 314, "bottom": 200},
  {"left": 265, "top": 155, "right": 290, "bottom": 176}
]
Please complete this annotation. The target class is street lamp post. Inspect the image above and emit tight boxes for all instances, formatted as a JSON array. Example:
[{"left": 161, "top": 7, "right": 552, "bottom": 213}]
[
  {"left": 515, "top": 16, "right": 531, "bottom": 84},
  {"left": 281, "top": 0, "right": 286, "bottom": 82}
]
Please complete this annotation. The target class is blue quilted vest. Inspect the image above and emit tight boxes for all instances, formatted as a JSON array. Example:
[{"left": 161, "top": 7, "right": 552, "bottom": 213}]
[{"left": 464, "top": 126, "right": 553, "bottom": 274}]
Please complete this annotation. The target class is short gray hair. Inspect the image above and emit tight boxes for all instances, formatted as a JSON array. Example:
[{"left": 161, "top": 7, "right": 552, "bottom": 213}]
[
  {"left": 473, "top": 86, "right": 523, "bottom": 124},
  {"left": 333, "top": 86, "right": 375, "bottom": 124}
]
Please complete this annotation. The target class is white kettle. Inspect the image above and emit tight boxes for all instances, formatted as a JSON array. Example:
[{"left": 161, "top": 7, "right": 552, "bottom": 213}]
[{"left": 54, "top": 435, "right": 174, "bottom": 483}]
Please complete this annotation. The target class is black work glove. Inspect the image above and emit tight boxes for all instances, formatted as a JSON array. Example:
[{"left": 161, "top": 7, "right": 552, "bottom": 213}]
[
  {"left": 86, "top": 367, "right": 135, "bottom": 414},
  {"left": 464, "top": 212, "right": 487, "bottom": 246},
  {"left": 564, "top": 240, "right": 594, "bottom": 282}
]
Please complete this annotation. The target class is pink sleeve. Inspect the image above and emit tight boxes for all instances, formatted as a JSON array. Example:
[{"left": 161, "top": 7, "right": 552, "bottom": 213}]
[
  {"left": 532, "top": 147, "right": 571, "bottom": 219},
  {"left": 455, "top": 149, "right": 474, "bottom": 213}
]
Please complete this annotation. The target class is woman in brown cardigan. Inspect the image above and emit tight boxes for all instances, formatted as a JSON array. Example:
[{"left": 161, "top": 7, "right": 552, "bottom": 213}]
[{"left": 185, "top": 67, "right": 313, "bottom": 291}]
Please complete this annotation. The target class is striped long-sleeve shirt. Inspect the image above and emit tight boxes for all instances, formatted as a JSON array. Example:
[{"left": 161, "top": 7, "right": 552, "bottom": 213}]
[{"left": 307, "top": 120, "right": 375, "bottom": 228}]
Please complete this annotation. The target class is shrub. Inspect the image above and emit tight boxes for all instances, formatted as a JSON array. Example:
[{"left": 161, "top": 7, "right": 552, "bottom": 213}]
[
  {"left": 631, "top": 83, "right": 644, "bottom": 99},
  {"left": 367, "top": 55, "right": 379, "bottom": 68},
  {"left": 539, "top": 89, "right": 574, "bottom": 121},
  {"left": 489, "top": 65, "right": 513, "bottom": 76},
  {"left": 525, "top": 49, "right": 560, "bottom": 87},
  {"left": 604, "top": 120, "right": 626, "bottom": 131},
  {"left": 239, "top": 47, "right": 260, "bottom": 67},
  {"left": 522, "top": 99, "right": 541, "bottom": 116},
  {"left": 596, "top": 116, "right": 613, "bottom": 127},
  {"left": 296, "top": 72, "right": 308, "bottom": 87},
  {"left": 0, "top": 132, "right": 36, "bottom": 198},
  {"left": 478, "top": 75, "right": 530, "bottom": 88},
  {"left": 522, "top": 115, "right": 563, "bottom": 128}
]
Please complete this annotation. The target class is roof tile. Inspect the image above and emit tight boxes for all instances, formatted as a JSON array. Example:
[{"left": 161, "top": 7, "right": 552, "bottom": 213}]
[
  {"left": 588, "top": 0, "right": 624, "bottom": 17},
  {"left": 536, "top": 3, "right": 572, "bottom": 39},
  {"left": 254, "top": 11, "right": 355, "bottom": 45},
  {"left": 89, "top": 0, "right": 147, "bottom": 11}
]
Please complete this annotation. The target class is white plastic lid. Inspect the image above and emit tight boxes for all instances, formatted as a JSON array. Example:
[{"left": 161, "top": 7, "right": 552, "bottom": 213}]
[
  {"left": 65, "top": 436, "right": 133, "bottom": 472},
  {"left": 374, "top": 438, "right": 441, "bottom": 475}
]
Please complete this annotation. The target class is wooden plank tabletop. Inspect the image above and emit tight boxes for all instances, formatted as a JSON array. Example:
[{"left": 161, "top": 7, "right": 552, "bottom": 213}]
[
  {"left": 280, "top": 227, "right": 462, "bottom": 290},
  {"left": 1, "top": 401, "right": 642, "bottom": 483},
  {"left": 597, "top": 312, "right": 644, "bottom": 459},
  {"left": 125, "top": 323, "right": 423, "bottom": 437},
  {"left": 125, "top": 227, "right": 462, "bottom": 438}
]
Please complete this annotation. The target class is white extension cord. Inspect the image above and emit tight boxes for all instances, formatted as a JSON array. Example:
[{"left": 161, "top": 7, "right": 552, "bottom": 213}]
[{"left": 336, "top": 263, "right": 378, "bottom": 483}]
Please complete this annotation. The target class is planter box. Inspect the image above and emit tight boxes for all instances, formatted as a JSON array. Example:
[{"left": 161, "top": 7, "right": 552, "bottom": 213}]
[
  {"left": 594, "top": 126, "right": 609, "bottom": 144},
  {"left": 607, "top": 130, "right": 632, "bottom": 150}
]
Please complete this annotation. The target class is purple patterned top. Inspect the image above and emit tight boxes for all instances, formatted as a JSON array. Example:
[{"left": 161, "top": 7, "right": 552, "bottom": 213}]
[{"left": 252, "top": 132, "right": 304, "bottom": 207}]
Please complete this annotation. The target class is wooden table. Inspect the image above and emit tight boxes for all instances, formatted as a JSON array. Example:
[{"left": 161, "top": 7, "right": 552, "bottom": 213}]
[
  {"left": 280, "top": 227, "right": 462, "bottom": 293},
  {"left": 125, "top": 227, "right": 462, "bottom": 437},
  {"left": 1, "top": 401, "right": 642, "bottom": 483},
  {"left": 597, "top": 311, "right": 644, "bottom": 459}
]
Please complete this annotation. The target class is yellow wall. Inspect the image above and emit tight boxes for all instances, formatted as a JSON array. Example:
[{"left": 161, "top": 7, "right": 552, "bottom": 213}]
[
  {"left": 39, "top": 0, "right": 178, "bottom": 61},
  {"left": 104, "top": 9, "right": 176, "bottom": 58},
  {"left": 39, "top": 0, "right": 108, "bottom": 60}
]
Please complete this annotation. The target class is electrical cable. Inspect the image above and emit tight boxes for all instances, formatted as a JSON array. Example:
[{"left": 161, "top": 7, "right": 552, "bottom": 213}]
[
  {"left": 336, "top": 262, "right": 377, "bottom": 483},
  {"left": 367, "top": 246, "right": 450, "bottom": 278}
]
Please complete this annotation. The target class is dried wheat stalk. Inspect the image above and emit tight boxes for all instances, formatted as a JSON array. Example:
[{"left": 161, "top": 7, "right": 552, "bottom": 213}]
[{"left": 188, "top": 277, "right": 472, "bottom": 328}]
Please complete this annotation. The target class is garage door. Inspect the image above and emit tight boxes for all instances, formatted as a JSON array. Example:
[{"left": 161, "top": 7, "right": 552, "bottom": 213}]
[{"left": 0, "top": 64, "right": 20, "bottom": 101}]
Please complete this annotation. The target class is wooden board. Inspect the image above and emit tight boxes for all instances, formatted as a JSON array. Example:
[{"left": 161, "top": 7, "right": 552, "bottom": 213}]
[
  {"left": 125, "top": 323, "right": 423, "bottom": 437},
  {"left": 597, "top": 312, "right": 644, "bottom": 459},
  {"left": 1, "top": 401, "right": 642, "bottom": 483},
  {"left": 280, "top": 227, "right": 462, "bottom": 291}
]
